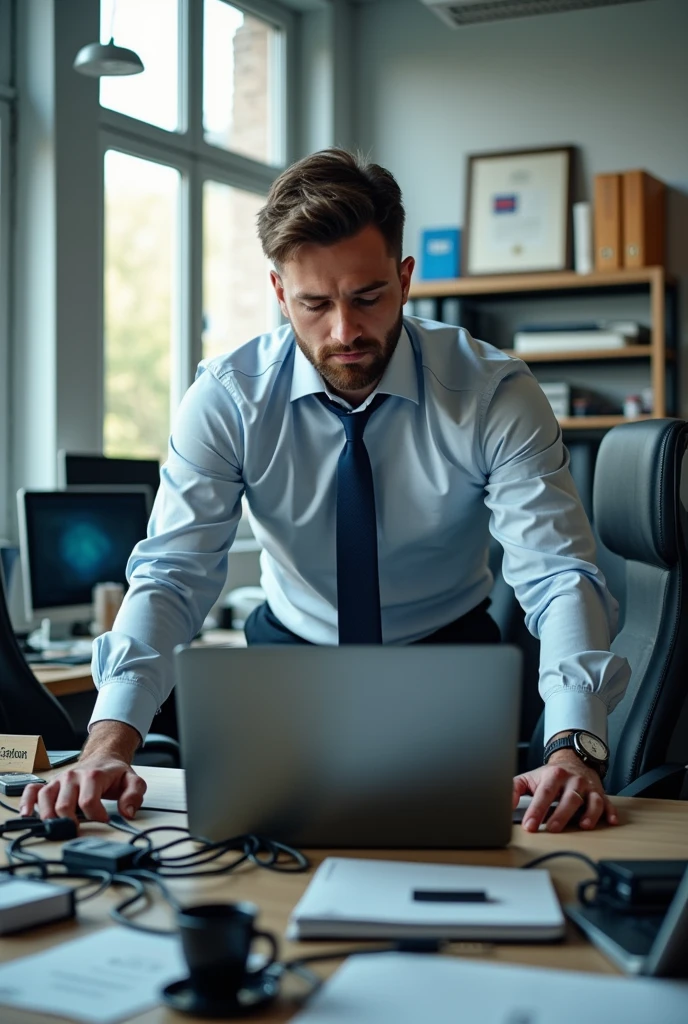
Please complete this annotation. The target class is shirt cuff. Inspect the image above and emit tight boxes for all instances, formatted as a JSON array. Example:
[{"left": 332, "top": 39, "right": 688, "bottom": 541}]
[
  {"left": 544, "top": 690, "right": 608, "bottom": 750},
  {"left": 88, "top": 677, "right": 159, "bottom": 744}
]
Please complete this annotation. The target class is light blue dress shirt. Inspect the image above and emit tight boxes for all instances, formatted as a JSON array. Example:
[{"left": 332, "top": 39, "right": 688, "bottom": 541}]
[{"left": 91, "top": 318, "right": 630, "bottom": 746}]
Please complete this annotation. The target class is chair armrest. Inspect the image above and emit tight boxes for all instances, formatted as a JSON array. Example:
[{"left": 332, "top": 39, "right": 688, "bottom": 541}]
[
  {"left": 616, "top": 763, "right": 687, "bottom": 799},
  {"left": 140, "top": 733, "right": 181, "bottom": 768}
]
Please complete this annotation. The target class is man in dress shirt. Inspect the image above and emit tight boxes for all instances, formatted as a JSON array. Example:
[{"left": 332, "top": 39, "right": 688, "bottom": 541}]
[{"left": 22, "top": 149, "right": 630, "bottom": 833}]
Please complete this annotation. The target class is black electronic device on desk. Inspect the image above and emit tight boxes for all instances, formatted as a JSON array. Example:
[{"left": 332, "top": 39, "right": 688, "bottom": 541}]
[
  {"left": 566, "top": 862, "right": 688, "bottom": 977},
  {"left": 58, "top": 450, "right": 161, "bottom": 498}
]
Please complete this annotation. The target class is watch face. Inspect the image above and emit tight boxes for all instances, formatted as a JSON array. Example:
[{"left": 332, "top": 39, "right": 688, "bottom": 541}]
[{"left": 578, "top": 732, "right": 608, "bottom": 761}]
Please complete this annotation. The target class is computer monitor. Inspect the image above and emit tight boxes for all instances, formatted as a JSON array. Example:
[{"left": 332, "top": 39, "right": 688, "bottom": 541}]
[
  {"left": 58, "top": 451, "right": 161, "bottom": 498},
  {"left": 16, "top": 489, "right": 150, "bottom": 626}
]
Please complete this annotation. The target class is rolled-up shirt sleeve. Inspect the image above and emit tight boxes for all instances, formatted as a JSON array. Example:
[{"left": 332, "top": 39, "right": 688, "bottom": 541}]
[
  {"left": 480, "top": 365, "right": 631, "bottom": 748},
  {"left": 90, "top": 368, "right": 245, "bottom": 741}
]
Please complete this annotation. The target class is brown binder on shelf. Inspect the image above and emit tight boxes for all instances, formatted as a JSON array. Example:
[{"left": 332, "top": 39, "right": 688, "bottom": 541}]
[
  {"left": 622, "top": 169, "right": 666, "bottom": 268},
  {"left": 594, "top": 173, "right": 623, "bottom": 271}
]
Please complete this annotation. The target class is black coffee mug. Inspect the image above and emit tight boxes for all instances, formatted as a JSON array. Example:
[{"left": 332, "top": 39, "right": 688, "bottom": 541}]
[{"left": 176, "top": 901, "right": 278, "bottom": 1000}]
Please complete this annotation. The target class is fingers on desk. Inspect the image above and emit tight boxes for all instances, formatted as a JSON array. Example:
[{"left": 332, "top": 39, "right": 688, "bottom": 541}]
[
  {"left": 19, "top": 782, "right": 43, "bottom": 817},
  {"left": 115, "top": 772, "right": 147, "bottom": 820},
  {"left": 522, "top": 768, "right": 569, "bottom": 831},
  {"left": 547, "top": 781, "right": 600, "bottom": 833},
  {"left": 19, "top": 766, "right": 146, "bottom": 824}
]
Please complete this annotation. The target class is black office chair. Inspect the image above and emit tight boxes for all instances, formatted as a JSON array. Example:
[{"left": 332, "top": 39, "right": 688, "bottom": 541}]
[
  {"left": 528, "top": 418, "right": 688, "bottom": 797},
  {"left": 0, "top": 565, "right": 180, "bottom": 767}
]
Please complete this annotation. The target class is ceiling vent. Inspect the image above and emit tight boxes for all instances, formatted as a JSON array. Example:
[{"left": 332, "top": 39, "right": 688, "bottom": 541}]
[{"left": 419, "top": 0, "right": 654, "bottom": 28}]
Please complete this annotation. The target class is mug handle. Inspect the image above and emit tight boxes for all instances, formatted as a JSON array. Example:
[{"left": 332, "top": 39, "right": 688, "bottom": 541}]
[{"left": 248, "top": 928, "right": 279, "bottom": 974}]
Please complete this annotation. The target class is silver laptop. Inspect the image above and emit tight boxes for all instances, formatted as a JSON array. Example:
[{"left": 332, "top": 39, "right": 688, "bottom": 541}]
[
  {"left": 173, "top": 645, "right": 522, "bottom": 848},
  {"left": 566, "top": 868, "right": 688, "bottom": 977}
]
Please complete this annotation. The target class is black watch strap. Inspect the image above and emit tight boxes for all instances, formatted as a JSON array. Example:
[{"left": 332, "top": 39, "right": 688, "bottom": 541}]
[
  {"left": 543, "top": 735, "right": 578, "bottom": 762},
  {"left": 543, "top": 733, "right": 608, "bottom": 779}
]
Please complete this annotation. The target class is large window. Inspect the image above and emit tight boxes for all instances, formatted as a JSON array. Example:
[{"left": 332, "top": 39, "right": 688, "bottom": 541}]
[
  {"left": 100, "top": 0, "right": 180, "bottom": 132},
  {"left": 103, "top": 153, "right": 180, "bottom": 460},
  {"left": 203, "top": 0, "right": 284, "bottom": 165},
  {"left": 202, "top": 181, "right": 273, "bottom": 362},
  {"left": 101, "top": 0, "right": 290, "bottom": 459}
]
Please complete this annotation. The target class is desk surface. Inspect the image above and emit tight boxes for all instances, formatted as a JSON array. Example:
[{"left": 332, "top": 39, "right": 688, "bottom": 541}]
[
  {"left": 1, "top": 769, "right": 687, "bottom": 1024},
  {"left": 32, "top": 629, "right": 246, "bottom": 697}
]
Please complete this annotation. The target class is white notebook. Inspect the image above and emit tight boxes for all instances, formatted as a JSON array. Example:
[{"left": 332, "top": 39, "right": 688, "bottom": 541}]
[
  {"left": 291, "top": 953, "right": 688, "bottom": 1024},
  {"left": 288, "top": 857, "right": 565, "bottom": 941}
]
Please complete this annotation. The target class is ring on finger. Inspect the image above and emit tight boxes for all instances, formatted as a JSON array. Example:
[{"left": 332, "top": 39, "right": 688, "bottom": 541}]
[{"left": 572, "top": 789, "right": 585, "bottom": 803}]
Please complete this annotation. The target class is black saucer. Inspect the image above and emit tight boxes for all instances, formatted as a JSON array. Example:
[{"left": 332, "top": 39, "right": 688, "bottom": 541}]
[{"left": 161, "top": 968, "right": 280, "bottom": 1019}]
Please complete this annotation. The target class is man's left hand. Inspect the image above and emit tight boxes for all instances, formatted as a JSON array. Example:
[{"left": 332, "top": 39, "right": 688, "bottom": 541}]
[{"left": 513, "top": 750, "right": 619, "bottom": 833}]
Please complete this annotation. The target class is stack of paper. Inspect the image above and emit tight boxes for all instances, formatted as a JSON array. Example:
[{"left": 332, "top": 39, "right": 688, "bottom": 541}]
[
  {"left": 288, "top": 857, "right": 565, "bottom": 941},
  {"left": 291, "top": 953, "right": 688, "bottom": 1024},
  {"left": 513, "top": 319, "right": 650, "bottom": 354}
]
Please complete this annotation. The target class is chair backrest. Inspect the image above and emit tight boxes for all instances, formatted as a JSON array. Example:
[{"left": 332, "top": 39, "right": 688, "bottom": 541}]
[
  {"left": 595, "top": 419, "right": 688, "bottom": 793},
  {"left": 0, "top": 559, "right": 79, "bottom": 749},
  {"left": 527, "top": 419, "right": 688, "bottom": 793}
]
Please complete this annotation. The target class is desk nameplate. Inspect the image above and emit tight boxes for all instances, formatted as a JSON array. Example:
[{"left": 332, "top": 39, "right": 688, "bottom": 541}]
[{"left": 0, "top": 735, "right": 50, "bottom": 772}]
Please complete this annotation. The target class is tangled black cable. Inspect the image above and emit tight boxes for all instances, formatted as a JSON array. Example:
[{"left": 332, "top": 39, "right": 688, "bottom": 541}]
[
  {"left": 0, "top": 811, "right": 310, "bottom": 935},
  {"left": 106, "top": 814, "right": 310, "bottom": 878}
]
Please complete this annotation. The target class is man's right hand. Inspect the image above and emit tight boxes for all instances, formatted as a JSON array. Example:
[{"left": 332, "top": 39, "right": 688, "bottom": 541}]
[{"left": 19, "top": 720, "right": 146, "bottom": 824}]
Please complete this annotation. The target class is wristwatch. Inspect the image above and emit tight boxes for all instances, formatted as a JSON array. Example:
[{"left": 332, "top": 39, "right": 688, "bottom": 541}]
[{"left": 543, "top": 731, "right": 609, "bottom": 780}]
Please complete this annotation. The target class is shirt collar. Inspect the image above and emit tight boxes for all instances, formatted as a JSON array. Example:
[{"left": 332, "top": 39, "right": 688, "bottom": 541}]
[{"left": 290, "top": 325, "right": 419, "bottom": 409}]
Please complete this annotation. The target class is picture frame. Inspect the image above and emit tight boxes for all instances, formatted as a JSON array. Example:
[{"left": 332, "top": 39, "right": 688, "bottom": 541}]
[{"left": 463, "top": 145, "right": 574, "bottom": 276}]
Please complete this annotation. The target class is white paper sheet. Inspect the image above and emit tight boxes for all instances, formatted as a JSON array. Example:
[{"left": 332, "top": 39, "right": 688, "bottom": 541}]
[
  {"left": 292, "top": 953, "right": 688, "bottom": 1024},
  {"left": 0, "top": 927, "right": 187, "bottom": 1023}
]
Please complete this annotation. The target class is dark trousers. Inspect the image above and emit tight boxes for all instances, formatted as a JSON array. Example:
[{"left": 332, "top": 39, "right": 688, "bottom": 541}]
[{"left": 244, "top": 599, "right": 501, "bottom": 646}]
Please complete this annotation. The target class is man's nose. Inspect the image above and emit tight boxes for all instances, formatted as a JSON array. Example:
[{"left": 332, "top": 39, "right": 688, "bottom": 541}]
[{"left": 331, "top": 307, "right": 362, "bottom": 346}]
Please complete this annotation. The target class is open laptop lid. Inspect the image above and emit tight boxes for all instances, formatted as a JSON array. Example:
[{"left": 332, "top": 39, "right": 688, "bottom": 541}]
[
  {"left": 644, "top": 866, "right": 688, "bottom": 977},
  {"left": 174, "top": 644, "right": 522, "bottom": 849}
]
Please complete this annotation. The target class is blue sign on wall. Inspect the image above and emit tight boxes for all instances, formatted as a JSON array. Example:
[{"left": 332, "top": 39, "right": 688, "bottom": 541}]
[{"left": 420, "top": 228, "right": 461, "bottom": 280}]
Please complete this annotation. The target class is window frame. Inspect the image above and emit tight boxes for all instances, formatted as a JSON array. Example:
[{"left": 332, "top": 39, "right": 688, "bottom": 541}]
[
  {"left": 0, "top": 0, "right": 15, "bottom": 534},
  {"left": 98, "top": 0, "right": 296, "bottom": 451}
]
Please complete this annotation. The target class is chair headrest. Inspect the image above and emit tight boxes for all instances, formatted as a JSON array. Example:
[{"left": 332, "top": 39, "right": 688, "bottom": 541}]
[{"left": 593, "top": 419, "right": 688, "bottom": 569}]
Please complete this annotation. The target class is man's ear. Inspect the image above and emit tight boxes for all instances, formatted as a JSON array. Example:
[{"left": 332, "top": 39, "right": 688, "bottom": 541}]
[
  {"left": 270, "top": 270, "right": 290, "bottom": 319},
  {"left": 399, "top": 256, "right": 415, "bottom": 304}
]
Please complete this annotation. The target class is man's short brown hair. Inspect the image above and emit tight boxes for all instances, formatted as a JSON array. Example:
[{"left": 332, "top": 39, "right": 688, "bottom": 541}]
[{"left": 257, "top": 148, "right": 405, "bottom": 267}]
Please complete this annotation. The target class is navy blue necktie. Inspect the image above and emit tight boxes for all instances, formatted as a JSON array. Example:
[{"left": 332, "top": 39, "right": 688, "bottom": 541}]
[{"left": 319, "top": 393, "right": 388, "bottom": 644}]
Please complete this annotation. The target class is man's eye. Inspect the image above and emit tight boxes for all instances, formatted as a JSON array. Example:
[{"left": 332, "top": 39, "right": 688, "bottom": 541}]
[
  {"left": 303, "top": 302, "right": 327, "bottom": 313},
  {"left": 356, "top": 297, "right": 380, "bottom": 307}
]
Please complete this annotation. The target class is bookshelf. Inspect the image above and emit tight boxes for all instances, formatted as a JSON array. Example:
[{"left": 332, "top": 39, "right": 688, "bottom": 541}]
[{"left": 408, "top": 266, "right": 678, "bottom": 429}]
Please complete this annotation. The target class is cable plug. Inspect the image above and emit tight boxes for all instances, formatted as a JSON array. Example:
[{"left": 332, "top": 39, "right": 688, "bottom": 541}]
[
  {"left": 0, "top": 817, "right": 43, "bottom": 834},
  {"left": 41, "top": 818, "right": 79, "bottom": 841}
]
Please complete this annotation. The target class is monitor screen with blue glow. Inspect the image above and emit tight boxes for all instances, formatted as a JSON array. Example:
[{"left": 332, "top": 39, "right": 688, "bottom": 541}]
[{"left": 17, "top": 489, "right": 150, "bottom": 624}]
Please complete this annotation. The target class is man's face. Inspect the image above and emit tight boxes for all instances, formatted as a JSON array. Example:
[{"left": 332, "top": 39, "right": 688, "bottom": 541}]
[{"left": 271, "top": 225, "right": 415, "bottom": 402}]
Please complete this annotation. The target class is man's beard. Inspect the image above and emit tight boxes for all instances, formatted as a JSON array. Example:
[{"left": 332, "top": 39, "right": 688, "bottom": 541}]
[{"left": 293, "top": 307, "right": 404, "bottom": 394}]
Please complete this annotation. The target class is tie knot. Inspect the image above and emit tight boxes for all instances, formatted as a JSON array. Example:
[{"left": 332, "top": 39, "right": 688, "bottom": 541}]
[{"left": 319, "top": 392, "right": 388, "bottom": 442}]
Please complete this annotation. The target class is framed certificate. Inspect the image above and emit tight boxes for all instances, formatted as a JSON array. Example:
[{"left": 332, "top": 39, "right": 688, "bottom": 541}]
[{"left": 463, "top": 146, "right": 574, "bottom": 276}]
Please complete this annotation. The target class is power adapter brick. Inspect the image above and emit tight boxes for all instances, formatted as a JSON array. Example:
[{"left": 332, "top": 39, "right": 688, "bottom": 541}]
[
  {"left": 0, "top": 877, "right": 75, "bottom": 934},
  {"left": 596, "top": 859, "right": 688, "bottom": 913},
  {"left": 61, "top": 838, "right": 140, "bottom": 874}
]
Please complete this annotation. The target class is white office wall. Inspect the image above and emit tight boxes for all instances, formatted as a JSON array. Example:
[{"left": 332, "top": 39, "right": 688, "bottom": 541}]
[{"left": 352, "top": 0, "right": 688, "bottom": 412}]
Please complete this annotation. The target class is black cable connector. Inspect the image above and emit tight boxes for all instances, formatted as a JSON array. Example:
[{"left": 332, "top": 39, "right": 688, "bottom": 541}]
[{"left": 0, "top": 816, "right": 77, "bottom": 840}]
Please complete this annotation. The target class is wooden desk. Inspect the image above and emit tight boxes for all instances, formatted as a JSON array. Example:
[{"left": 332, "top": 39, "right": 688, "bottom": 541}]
[
  {"left": 32, "top": 628, "right": 246, "bottom": 697},
  {"left": 1, "top": 771, "right": 687, "bottom": 1024}
]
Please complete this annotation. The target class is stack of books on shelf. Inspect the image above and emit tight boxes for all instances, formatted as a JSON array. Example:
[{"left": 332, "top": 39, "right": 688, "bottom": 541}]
[{"left": 512, "top": 320, "right": 650, "bottom": 355}]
